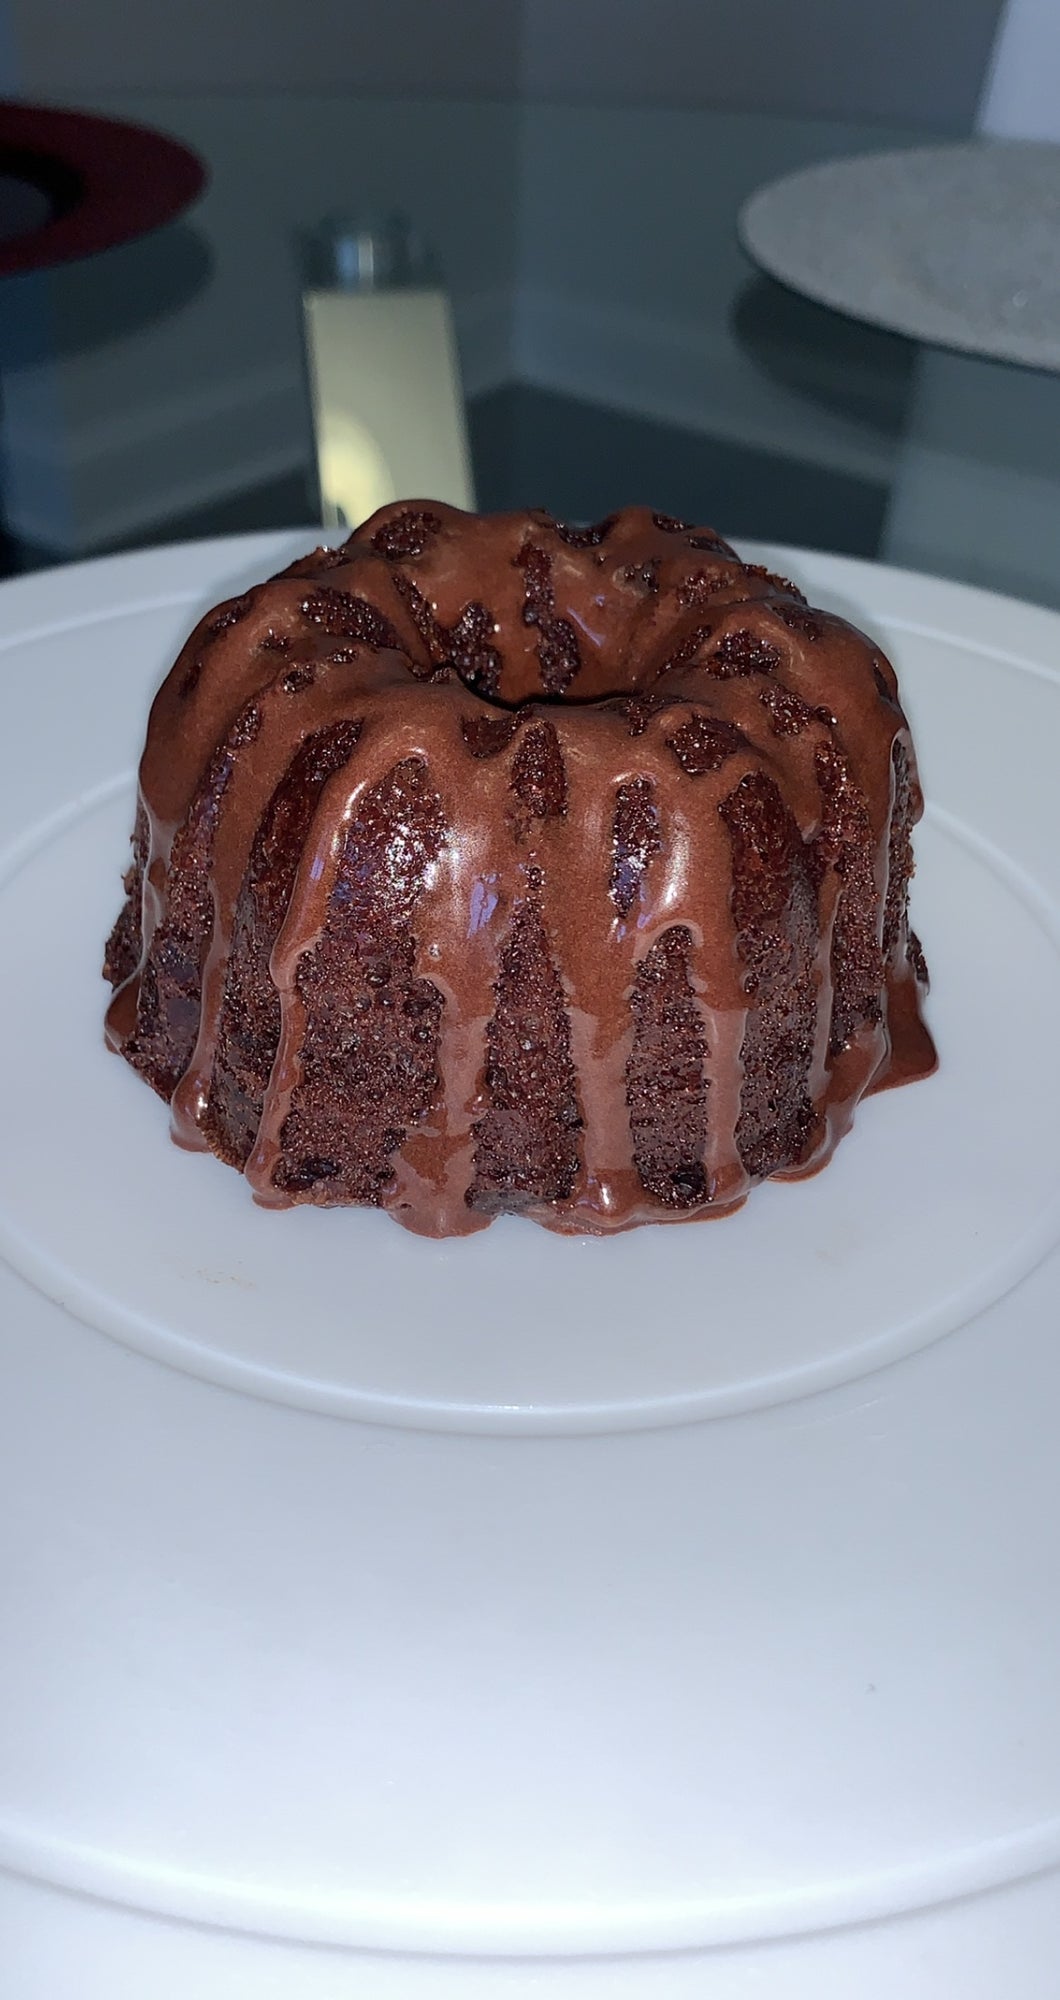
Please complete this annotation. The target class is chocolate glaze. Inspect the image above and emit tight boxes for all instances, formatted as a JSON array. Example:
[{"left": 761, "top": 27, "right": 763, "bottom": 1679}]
[{"left": 104, "top": 502, "right": 937, "bottom": 1236}]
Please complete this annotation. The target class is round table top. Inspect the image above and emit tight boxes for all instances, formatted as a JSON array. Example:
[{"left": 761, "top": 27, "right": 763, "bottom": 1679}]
[{"left": 739, "top": 140, "right": 1060, "bottom": 374}]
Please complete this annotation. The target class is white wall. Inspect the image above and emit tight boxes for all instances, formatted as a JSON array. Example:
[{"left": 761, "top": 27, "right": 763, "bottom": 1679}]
[
  {"left": 0, "top": 0, "right": 16, "bottom": 91},
  {"left": 520, "top": 0, "right": 1004, "bottom": 127},
  {"left": 3, "top": 0, "right": 522, "bottom": 95},
  {"left": 977, "top": 0, "right": 1060, "bottom": 140},
  {"left": 3, "top": 0, "right": 1004, "bottom": 120}
]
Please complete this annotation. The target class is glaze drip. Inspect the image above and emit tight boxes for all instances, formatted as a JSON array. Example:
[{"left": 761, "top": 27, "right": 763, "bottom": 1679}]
[{"left": 104, "top": 501, "right": 936, "bottom": 1236}]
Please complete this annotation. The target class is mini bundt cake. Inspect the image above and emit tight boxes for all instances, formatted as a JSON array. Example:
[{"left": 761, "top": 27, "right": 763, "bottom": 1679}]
[{"left": 104, "top": 502, "right": 936, "bottom": 1236}]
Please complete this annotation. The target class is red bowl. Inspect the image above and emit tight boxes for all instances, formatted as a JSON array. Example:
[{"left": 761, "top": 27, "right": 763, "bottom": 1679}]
[{"left": 0, "top": 101, "right": 206, "bottom": 275}]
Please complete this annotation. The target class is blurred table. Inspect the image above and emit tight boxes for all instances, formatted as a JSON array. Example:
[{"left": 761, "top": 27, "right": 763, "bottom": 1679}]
[{"left": 1, "top": 95, "right": 1057, "bottom": 610}]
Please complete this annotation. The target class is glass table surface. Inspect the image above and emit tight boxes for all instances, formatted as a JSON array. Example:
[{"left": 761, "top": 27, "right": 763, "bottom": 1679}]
[{"left": 0, "top": 91, "right": 1056, "bottom": 611}]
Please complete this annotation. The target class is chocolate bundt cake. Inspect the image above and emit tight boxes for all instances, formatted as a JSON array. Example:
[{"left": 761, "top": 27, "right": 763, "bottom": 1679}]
[{"left": 104, "top": 502, "right": 935, "bottom": 1236}]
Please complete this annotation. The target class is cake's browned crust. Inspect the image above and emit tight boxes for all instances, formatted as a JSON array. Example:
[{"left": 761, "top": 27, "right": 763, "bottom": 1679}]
[
  {"left": 721, "top": 772, "right": 819, "bottom": 1180},
  {"left": 469, "top": 895, "right": 582, "bottom": 1214},
  {"left": 204, "top": 719, "right": 364, "bottom": 1165},
  {"left": 105, "top": 502, "right": 936, "bottom": 1236},
  {"left": 625, "top": 927, "right": 710, "bottom": 1210},
  {"left": 269, "top": 756, "right": 447, "bottom": 1202}
]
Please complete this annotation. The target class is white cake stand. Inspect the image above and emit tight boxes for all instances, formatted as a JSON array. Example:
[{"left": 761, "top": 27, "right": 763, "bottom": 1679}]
[{"left": 2, "top": 533, "right": 1059, "bottom": 1999}]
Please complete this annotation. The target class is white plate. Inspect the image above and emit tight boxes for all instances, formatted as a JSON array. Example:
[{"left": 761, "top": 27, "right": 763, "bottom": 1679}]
[
  {"left": 740, "top": 142, "right": 1060, "bottom": 372},
  {"left": 2, "top": 533, "right": 1060, "bottom": 1999}
]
